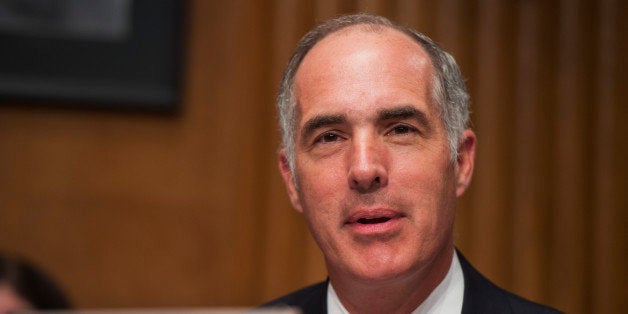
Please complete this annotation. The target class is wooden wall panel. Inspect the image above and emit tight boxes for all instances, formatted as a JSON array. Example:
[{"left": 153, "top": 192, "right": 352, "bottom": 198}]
[
  {"left": 0, "top": 0, "right": 625, "bottom": 313},
  {"left": 512, "top": 0, "right": 545, "bottom": 302},
  {"left": 591, "top": 1, "right": 626, "bottom": 313},
  {"left": 551, "top": 1, "right": 590, "bottom": 311},
  {"left": 470, "top": 0, "right": 517, "bottom": 285}
]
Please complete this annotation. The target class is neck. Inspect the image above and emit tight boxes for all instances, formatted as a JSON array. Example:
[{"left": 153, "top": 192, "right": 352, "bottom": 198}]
[{"left": 329, "top": 246, "right": 454, "bottom": 314}]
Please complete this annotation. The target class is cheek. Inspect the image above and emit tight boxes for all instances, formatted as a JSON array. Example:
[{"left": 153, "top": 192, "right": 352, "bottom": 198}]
[
  {"left": 297, "top": 159, "right": 346, "bottom": 201},
  {"left": 297, "top": 171, "right": 340, "bottom": 210},
  {"left": 394, "top": 161, "right": 457, "bottom": 219},
  {"left": 396, "top": 170, "right": 456, "bottom": 251},
  {"left": 297, "top": 187, "right": 341, "bottom": 252},
  {"left": 295, "top": 165, "right": 350, "bottom": 243}
]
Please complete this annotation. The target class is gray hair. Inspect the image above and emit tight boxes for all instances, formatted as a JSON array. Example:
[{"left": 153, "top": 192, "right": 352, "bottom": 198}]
[{"left": 278, "top": 14, "right": 470, "bottom": 174}]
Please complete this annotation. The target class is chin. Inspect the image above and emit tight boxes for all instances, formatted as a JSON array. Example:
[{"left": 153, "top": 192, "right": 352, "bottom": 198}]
[
  {"left": 346, "top": 255, "right": 419, "bottom": 283},
  {"left": 348, "top": 268, "right": 415, "bottom": 285}
]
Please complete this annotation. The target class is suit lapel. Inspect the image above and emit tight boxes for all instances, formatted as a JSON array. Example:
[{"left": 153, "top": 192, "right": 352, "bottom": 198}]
[{"left": 458, "top": 250, "right": 512, "bottom": 314}]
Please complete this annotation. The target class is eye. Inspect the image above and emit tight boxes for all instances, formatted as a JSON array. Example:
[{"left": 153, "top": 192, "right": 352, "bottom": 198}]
[
  {"left": 315, "top": 132, "right": 343, "bottom": 144},
  {"left": 387, "top": 124, "right": 417, "bottom": 135}
]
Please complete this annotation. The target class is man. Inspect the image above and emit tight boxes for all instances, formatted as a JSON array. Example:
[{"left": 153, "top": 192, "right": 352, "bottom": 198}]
[{"left": 262, "top": 14, "right": 560, "bottom": 314}]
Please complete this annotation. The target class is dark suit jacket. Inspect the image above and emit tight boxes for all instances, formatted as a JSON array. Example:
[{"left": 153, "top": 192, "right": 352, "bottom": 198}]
[{"left": 260, "top": 251, "right": 561, "bottom": 313}]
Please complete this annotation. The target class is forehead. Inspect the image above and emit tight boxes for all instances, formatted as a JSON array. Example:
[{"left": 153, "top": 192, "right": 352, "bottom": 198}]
[{"left": 294, "top": 25, "right": 435, "bottom": 123}]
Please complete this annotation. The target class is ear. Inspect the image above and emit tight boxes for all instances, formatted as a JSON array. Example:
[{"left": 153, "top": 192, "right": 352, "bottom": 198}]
[
  {"left": 278, "top": 149, "right": 304, "bottom": 213},
  {"left": 455, "top": 130, "right": 476, "bottom": 197}
]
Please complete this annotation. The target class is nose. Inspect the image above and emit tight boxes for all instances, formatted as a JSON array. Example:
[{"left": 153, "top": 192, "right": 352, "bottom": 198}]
[{"left": 347, "top": 137, "right": 388, "bottom": 193}]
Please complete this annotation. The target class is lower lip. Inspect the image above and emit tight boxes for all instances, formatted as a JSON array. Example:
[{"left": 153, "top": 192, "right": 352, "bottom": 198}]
[{"left": 345, "top": 217, "right": 404, "bottom": 236}]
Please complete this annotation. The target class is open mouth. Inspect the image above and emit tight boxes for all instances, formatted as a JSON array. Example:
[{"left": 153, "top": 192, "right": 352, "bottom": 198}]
[
  {"left": 356, "top": 217, "right": 392, "bottom": 224},
  {"left": 347, "top": 209, "right": 403, "bottom": 225},
  {"left": 346, "top": 210, "right": 404, "bottom": 235}
]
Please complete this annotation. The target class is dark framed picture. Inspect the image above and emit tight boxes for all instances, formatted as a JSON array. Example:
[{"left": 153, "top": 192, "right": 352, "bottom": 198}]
[{"left": 0, "top": 0, "right": 183, "bottom": 111}]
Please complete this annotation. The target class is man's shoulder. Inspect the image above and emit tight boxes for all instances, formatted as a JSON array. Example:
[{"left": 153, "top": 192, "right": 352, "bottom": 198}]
[
  {"left": 258, "top": 253, "right": 562, "bottom": 314},
  {"left": 457, "top": 251, "right": 562, "bottom": 314},
  {"left": 259, "top": 281, "right": 327, "bottom": 314}
]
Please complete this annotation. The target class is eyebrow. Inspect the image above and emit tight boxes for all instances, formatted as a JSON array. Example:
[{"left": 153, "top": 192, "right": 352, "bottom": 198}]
[
  {"left": 378, "top": 105, "right": 431, "bottom": 131},
  {"left": 299, "top": 105, "right": 432, "bottom": 143},
  {"left": 302, "top": 114, "right": 346, "bottom": 142}
]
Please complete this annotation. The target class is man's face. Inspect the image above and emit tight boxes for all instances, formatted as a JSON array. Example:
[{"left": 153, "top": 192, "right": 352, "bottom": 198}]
[{"left": 279, "top": 27, "right": 475, "bottom": 283}]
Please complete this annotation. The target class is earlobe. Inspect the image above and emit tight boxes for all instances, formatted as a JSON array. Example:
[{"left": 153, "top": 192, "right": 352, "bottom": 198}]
[
  {"left": 278, "top": 150, "right": 304, "bottom": 213},
  {"left": 455, "top": 130, "right": 476, "bottom": 197}
]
